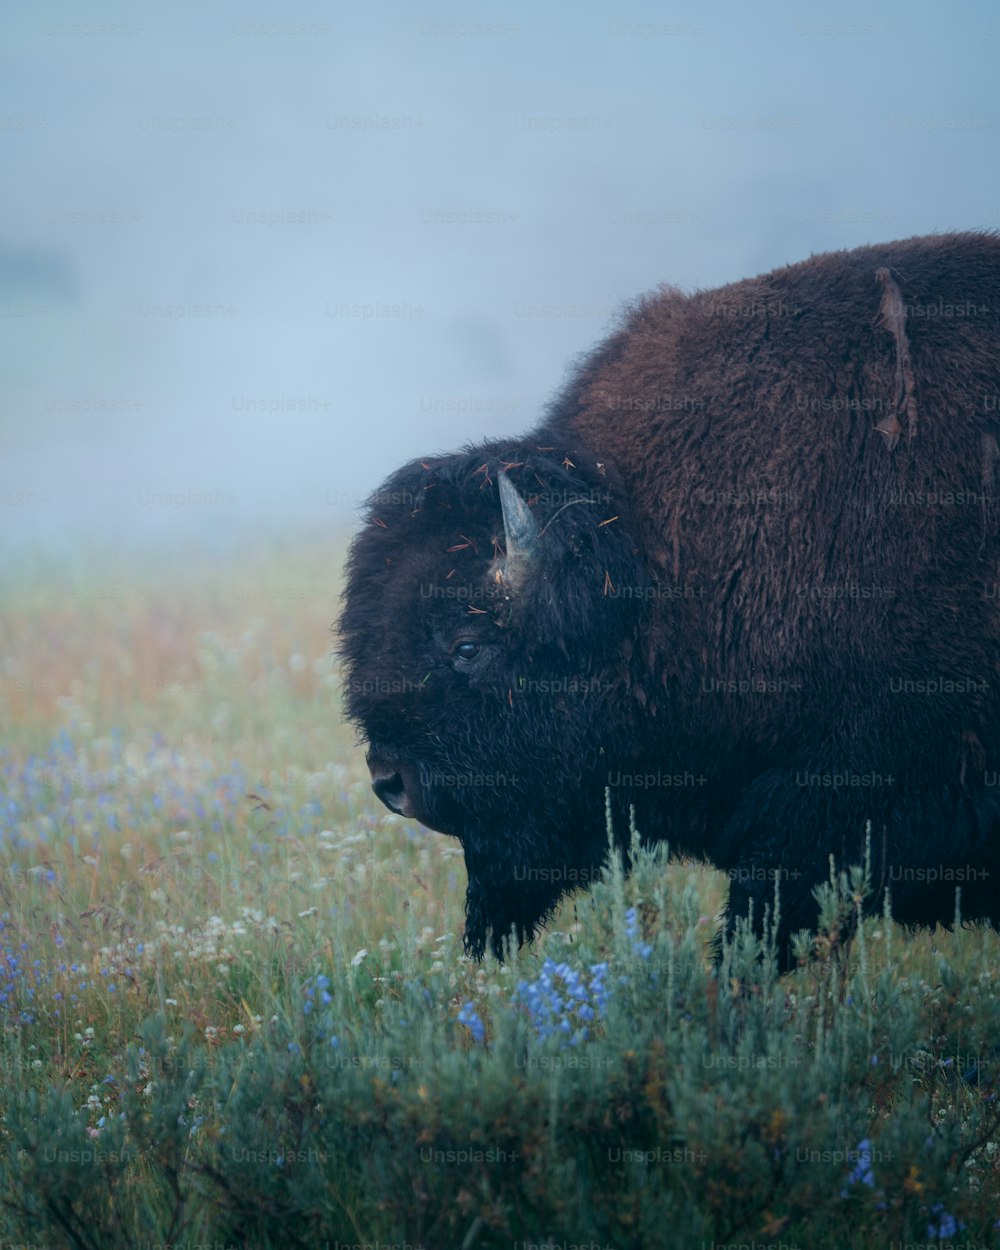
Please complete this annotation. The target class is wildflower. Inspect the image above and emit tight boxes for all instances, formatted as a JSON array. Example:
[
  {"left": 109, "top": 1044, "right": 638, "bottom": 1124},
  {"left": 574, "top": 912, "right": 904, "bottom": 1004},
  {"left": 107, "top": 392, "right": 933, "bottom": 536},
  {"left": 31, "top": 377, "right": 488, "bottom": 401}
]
[
  {"left": 847, "top": 1139, "right": 875, "bottom": 1188},
  {"left": 927, "top": 1204, "right": 965, "bottom": 1239},
  {"left": 839, "top": 1138, "right": 876, "bottom": 1198},
  {"left": 514, "top": 958, "right": 608, "bottom": 1046},
  {"left": 350, "top": 949, "right": 368, "bottom": 968},
  {"left": 456, "top": 1001, "right": 485, "bottom": 1045}
]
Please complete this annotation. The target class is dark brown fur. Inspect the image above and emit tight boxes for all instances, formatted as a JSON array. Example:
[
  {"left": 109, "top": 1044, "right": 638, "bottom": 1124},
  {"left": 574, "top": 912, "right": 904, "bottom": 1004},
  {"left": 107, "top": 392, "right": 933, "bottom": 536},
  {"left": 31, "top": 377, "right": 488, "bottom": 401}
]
[{"left": 340, "top": 232, "right": 1000, "bottom": 967}]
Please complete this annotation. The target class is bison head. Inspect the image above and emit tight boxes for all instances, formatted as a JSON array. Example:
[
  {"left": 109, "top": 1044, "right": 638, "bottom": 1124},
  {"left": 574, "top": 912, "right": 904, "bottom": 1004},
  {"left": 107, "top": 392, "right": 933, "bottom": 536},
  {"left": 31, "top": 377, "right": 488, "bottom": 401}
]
[{"left": 338, "top": 445, "right": 650, "bottom": 958}]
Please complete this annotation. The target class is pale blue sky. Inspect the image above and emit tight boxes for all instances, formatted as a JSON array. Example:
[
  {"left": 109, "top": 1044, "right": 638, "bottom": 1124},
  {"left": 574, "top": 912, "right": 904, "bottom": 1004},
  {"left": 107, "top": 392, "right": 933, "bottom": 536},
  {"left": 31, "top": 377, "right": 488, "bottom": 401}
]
[{"left": 2, "top": 0, "right": 998, "bottom": 550}]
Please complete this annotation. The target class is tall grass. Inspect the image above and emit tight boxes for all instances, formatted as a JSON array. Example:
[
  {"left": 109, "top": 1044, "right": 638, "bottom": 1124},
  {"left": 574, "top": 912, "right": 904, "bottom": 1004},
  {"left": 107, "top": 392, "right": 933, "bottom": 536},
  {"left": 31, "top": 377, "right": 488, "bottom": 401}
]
[{"left": 2, "top": 538, "right": 999, "bottom": 1247}]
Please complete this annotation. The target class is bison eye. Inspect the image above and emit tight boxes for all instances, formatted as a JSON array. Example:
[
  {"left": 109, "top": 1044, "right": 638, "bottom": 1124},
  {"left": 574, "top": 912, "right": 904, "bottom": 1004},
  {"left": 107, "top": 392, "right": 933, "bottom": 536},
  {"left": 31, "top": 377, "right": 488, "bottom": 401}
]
[{"left": 453, "top": 641, "right": 482, "bottom": 662}]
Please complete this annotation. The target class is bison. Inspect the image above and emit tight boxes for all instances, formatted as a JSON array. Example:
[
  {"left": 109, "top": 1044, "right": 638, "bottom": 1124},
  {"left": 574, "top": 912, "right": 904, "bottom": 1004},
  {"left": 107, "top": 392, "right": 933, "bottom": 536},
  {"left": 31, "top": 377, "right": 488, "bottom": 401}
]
[{"left": 339, "top": 232, "right": 1000, "bottom": 969}]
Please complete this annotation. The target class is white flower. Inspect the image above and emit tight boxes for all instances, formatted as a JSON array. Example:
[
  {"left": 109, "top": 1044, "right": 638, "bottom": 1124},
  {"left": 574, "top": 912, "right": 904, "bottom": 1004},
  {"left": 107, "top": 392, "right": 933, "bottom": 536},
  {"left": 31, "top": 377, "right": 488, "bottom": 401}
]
[{"left": 350, "top": 948, "right": 368, "bottom": 967}]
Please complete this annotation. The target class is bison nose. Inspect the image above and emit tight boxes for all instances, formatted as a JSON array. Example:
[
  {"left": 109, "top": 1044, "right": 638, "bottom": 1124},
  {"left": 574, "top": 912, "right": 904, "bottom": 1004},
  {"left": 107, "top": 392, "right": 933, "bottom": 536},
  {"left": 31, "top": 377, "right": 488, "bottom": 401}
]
[{"left": 370, "top": 764, "right": 415, "bottom": 818}]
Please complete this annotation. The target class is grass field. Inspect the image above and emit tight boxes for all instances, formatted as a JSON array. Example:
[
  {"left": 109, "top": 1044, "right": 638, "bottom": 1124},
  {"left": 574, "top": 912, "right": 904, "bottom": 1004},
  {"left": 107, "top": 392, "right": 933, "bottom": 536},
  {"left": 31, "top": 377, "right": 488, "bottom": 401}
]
[
  {"left": 2, "top": 536, "right": 1000, "bottom": 1248},
  {"left": 0, "top": 535, "right": 471, "bottom": 1062}
]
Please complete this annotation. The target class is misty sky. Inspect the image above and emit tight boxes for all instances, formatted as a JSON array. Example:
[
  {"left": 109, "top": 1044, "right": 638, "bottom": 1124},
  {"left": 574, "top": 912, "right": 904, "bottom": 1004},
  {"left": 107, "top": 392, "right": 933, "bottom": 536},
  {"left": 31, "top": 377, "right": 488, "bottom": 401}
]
[{"left": 2, "top": 0, "right": 998, "bottom": 555}]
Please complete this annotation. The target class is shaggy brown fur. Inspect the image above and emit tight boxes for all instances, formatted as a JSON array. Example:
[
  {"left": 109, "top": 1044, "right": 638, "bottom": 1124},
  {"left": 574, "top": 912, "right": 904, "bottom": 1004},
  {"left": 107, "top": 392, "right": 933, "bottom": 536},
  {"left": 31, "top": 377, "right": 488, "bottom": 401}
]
[{"left": 340, "top": 232, "right": 1000, "bottom": 968}]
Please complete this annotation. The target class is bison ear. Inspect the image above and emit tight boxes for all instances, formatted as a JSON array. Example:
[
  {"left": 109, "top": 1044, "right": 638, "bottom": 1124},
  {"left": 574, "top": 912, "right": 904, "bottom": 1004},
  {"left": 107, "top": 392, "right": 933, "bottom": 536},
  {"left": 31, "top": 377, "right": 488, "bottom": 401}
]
[{"left": 496, "top": 471, "right": 539, "bottom": 592}]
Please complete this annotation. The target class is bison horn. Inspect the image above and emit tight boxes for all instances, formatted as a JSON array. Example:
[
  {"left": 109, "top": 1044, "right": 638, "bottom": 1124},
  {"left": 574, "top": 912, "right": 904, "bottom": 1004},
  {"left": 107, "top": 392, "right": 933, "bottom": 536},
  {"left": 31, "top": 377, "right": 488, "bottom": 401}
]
[{"left": 497, "top": 471, "right": 539, "bottom": 590}]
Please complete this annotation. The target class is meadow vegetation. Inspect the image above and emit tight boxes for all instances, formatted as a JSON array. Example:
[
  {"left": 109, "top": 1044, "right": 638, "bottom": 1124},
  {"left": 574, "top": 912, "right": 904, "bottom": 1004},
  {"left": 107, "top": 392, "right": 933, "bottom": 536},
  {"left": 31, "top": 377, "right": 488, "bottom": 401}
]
[{"left": 1, "top": 536, "right": 999, "bottom": 1248}]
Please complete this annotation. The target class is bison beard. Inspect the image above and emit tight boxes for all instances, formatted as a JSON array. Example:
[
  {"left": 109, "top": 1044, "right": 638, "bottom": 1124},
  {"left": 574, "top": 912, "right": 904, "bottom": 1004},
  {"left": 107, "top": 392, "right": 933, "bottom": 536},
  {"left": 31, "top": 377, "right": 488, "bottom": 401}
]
[{"left": 339, "top": 232, "right": 1000, "bottom": 971}]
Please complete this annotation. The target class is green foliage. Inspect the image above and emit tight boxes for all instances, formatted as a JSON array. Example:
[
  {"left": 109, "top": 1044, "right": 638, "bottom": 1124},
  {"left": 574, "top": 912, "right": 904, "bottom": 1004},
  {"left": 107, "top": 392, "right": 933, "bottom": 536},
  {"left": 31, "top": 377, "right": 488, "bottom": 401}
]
[
  {"left": 4, "top": 837, "right": 1000, "bottom": 1247},
  {"left": 2, "top": 1016, "right": 207, "bottom": 1249}
]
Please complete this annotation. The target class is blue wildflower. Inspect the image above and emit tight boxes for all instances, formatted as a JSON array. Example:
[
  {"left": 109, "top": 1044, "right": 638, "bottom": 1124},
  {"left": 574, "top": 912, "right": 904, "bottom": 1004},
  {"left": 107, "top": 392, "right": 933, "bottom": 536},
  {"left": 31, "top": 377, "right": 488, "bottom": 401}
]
[
  {"left": 514, "top": 958, "right": 609, "bottom": 1046},
  {"left": 927, "top": 1203, "right": 965, "bottom": 1239},
  {"left": 848, "top": 1139, "right": 875, "bottom": 1187},
  {"left": 839, "top": 1138, "right": 876, "bottom": 1197},
  {"left": 457, "top": 1001, "right": 485, "bottom": 1045}
]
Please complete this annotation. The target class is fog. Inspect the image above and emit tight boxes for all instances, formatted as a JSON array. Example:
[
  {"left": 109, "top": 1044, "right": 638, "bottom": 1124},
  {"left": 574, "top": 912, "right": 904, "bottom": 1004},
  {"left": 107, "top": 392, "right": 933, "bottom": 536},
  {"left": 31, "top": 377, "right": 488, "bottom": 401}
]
[{"left": 2, "top": 0, "right": 997, "bottom": 557}]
